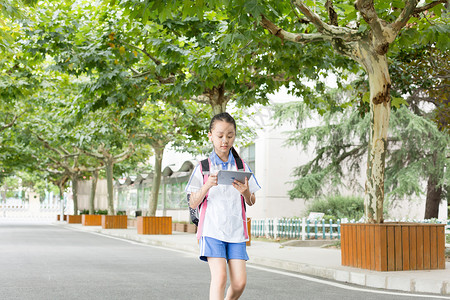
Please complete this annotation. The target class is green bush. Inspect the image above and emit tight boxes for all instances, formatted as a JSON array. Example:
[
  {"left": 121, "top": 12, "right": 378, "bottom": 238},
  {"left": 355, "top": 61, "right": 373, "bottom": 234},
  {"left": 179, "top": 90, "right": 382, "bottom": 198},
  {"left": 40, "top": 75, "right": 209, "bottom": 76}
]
[
  {"left": 95, "top": 209, "right": 108, "bottom": 215},
  {"left": 306, "top": 195, "right": 364, "bottom": 221}
]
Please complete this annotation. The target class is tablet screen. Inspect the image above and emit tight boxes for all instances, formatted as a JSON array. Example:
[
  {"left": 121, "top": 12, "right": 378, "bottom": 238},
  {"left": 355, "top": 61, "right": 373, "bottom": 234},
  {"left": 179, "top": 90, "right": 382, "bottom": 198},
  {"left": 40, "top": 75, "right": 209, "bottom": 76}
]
[{"left": 217, "top": 170, "right": 253, "bottom": 185}]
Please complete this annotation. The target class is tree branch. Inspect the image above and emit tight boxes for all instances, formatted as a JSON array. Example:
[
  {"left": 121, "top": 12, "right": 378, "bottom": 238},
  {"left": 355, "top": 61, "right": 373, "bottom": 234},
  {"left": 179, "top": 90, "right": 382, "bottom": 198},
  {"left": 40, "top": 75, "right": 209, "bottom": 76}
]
[
  {"left": 33, "top": 133, "right": 68, "bottom": 159},
  {"left": 118, "top": 40, "right": 162, "bottom": 65},
  {"left": 413, "top": 0, "right": 447, "bottom": 14},
  {"left": 112, "top": 143, "right": 135, "bottom": 164},
  {"left": 292, "top": 0, "right": 360, "bottom": 40},
  {"left": 325, "top": 0, "right": 338, "bottom": 26},
  {"left": 260, "top": 15, "right": 329, "bottom": 44},
  {"left": 390, "top": 0, "right": 421, "bottom": 34},
  {"left": 77, "top": 146, "right": 104, "bottom": 160},
  {"left": 0, "top": 114, "right": 19, "bottom": 132}
]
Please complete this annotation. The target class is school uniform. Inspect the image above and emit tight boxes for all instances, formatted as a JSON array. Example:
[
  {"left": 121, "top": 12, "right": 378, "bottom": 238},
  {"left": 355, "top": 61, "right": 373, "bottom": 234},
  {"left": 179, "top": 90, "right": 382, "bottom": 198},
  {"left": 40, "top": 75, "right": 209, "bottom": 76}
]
[{"left": 185, "top": 150, "right": 261, "bottom": 261}]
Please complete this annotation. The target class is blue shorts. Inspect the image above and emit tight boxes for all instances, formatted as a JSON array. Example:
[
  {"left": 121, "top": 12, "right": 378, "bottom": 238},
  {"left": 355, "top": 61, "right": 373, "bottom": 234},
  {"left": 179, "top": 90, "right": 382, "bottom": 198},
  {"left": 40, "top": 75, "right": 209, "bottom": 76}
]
[{"left": 199, "top": 236, "right": 249, "bottom": 262}]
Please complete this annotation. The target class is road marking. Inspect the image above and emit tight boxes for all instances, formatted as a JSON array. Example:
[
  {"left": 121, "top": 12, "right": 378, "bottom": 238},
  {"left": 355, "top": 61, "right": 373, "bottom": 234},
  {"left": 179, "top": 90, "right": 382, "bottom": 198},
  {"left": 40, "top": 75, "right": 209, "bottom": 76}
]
[{"left": 247, "top": 264, "right": 450, "bottom": 299}]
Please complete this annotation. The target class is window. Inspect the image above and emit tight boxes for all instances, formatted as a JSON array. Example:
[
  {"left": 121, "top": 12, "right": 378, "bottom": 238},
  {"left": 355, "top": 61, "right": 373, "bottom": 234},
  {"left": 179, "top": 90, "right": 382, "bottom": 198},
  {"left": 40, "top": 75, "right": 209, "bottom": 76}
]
[{"left": 240, "top": 143, "right": 255, "bottom": 172}]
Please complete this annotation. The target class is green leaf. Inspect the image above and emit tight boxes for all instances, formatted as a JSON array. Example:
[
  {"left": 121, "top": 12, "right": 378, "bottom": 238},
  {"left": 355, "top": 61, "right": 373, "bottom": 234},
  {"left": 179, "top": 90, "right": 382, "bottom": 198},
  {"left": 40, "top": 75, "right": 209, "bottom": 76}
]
[
  {"left": 391, "top": 96, "right": 407, "bottom": 109},
  {"left": 362, "top": 92, "right": 370, "bottom": 103}
]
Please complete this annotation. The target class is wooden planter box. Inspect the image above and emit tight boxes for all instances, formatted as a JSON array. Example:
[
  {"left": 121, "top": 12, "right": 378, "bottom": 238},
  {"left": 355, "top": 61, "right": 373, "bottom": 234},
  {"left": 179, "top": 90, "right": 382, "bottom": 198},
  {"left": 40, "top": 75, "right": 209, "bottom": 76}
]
[
  {"left": 102, "top": 215, "right": 128, "bottom": 229},
  {"left": 67, "top": 215, "right": 82, "bottom": 224},
  {"left": 186, "top": 224, "right": 197, "bottom": 233},
  {"left": 341, "top": 223, "right": 446, "bottom": 271},
  {"left": 57, "top": 215, "right": 67, "bottom": 221},
  {"left": 175, "top": 223, "right": 187, "bottom": 232},
  {"left": 82, "top": 214, "right": 102, "bottom": 226},
  {"left": 137, "top": 216, "right": 172, "bottom": 235}
]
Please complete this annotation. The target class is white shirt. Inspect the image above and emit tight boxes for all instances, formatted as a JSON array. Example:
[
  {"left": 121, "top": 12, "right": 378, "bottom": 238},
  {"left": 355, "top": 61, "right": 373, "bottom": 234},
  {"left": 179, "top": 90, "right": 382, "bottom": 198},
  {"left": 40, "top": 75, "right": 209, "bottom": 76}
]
[{"left": 185, "top": 151, "right": 261, "bottom": 242}]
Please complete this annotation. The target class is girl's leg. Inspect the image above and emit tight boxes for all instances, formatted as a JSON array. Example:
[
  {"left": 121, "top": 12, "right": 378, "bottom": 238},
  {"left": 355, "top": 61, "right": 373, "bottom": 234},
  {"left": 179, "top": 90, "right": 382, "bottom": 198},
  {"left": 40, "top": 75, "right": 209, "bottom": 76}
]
[
  {"left": 207, "top": 257, "right": 228, "bottom": 300},
  {"left": 225, "top": 259, "right": 247, "bottom": 300}
]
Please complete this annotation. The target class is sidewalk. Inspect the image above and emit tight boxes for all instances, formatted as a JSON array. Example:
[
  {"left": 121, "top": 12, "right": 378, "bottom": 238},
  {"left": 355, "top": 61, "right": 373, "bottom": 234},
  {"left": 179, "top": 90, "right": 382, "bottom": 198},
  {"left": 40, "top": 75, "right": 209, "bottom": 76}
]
[{"left": 57, "top": 222, "right": 450, "bottom": 296}]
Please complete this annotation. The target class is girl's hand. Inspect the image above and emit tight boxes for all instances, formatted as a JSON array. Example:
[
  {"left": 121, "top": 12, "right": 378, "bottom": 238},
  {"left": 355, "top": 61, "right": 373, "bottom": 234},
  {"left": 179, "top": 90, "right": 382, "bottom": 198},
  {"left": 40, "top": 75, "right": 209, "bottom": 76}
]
[
  {"left": 205, "top": 174, "right": 218, "bottom": 189},
  {"left": 232, "top": 176, "right": 250, "bottom": 195}
]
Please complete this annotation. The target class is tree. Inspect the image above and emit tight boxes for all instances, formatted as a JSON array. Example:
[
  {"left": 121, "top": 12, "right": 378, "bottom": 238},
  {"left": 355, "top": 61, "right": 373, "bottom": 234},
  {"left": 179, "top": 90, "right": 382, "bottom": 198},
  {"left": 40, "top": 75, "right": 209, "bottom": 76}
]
[
  {"left": 274, "top": 96, "right": 449, "bottom": 219},
  {"left": 114, "top": 0, "right": 448, "bottom": 223},
  {"left": 257, "top": 0, "right": 448, "bottom": 223},
  {"left": 134, "top": 99, "right": 210, "bottom": 216}
]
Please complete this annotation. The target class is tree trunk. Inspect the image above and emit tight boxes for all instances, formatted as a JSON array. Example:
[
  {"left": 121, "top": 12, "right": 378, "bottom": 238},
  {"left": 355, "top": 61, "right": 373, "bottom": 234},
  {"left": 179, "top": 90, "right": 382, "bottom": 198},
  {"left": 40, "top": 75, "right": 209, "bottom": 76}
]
[
  {"left": 358, "top": 46, "right": 391, "bottom": 224},
  {"left": 210, "top": 84, "right": 229, "bottom": 115},
  {"left": 212, "top": 102, "right": 227, "bottom": 115},
  {"left": 89, "top": 170, "right": 99, "bottom": 215},
  {"left": 105, "top": 161, "right": 115, "bottom": 215},
  {"left": 71, "top": 174, "right": 79, "bottom": 215},
  {"left": 148, "top": 146, "right": 164, "bottom": 216},
  {"left": 424, "top": 152, "right": 442, "bottom": 219},
  {"left": 59, "top": 182, "right": 65, "bottom": 220}
]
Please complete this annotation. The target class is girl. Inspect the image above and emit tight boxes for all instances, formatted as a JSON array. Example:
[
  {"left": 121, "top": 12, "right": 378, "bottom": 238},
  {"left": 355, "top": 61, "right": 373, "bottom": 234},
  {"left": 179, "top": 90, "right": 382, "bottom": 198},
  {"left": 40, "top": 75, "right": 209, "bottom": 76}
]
[{"left": 186, "top": 112, "right": 260, "bottom": 300}]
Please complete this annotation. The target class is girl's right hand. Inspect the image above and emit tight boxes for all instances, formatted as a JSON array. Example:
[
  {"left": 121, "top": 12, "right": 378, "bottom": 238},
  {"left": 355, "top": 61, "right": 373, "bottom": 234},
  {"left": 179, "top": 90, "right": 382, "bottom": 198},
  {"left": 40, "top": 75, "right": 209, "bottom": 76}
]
[{"left": 205, "top": 174, "right": 218, "bottom": 189}]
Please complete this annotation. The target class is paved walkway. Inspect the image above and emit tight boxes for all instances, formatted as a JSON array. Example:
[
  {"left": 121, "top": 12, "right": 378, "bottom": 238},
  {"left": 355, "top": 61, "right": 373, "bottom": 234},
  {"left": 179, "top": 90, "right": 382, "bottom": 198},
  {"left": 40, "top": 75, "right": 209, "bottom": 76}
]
[{"left": 57, "top": 222, "right": 450, "bottom": 296}]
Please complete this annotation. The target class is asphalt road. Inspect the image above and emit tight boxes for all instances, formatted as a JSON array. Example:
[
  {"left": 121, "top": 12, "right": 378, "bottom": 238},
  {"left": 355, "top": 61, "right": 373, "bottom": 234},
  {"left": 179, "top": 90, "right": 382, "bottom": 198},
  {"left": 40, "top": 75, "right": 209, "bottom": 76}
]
[{"left": 0, "top": 222, "right": 446, "bottom": 300}]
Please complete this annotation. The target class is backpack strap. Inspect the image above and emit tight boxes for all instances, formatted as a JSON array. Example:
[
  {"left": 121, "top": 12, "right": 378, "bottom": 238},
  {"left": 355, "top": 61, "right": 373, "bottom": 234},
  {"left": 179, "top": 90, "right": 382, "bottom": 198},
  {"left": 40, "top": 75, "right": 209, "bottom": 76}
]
[
  {"left": 200, "top": 158, "right": 210, "bottom": 174},
  {"left": 196, "top": 158, "right": 210, "bottom": 240},
  {"left": 231, "top": 147, "right": 249, "bottom": 240}
]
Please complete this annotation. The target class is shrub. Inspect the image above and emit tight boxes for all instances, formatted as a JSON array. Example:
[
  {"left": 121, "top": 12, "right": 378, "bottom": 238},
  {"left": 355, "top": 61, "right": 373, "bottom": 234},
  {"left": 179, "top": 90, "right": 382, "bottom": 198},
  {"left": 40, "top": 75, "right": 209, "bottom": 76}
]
[{"left": 306, "top": 195, "right": 364, "bottom": 221}]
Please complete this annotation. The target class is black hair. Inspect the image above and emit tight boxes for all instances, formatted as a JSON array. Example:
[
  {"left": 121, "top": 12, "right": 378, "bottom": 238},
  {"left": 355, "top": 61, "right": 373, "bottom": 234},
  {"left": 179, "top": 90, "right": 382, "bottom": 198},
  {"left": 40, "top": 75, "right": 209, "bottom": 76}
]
[{"left": 209, "top": 112, "right": 236, "bottom": 133}]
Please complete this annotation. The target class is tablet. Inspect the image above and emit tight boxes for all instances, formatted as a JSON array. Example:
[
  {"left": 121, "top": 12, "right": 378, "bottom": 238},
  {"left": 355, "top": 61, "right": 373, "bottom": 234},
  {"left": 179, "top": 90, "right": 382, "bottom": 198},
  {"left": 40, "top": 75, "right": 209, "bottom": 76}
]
[{"left": 217, "top": 170, "right": 253, "bottom": 185}]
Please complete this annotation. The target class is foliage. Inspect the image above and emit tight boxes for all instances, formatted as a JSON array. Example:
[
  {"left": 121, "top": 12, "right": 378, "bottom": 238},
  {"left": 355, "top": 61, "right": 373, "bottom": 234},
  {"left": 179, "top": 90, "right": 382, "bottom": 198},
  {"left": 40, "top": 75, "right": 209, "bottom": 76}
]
[{"left": 306, "top": 195, "right": 364, "bottom": 221}]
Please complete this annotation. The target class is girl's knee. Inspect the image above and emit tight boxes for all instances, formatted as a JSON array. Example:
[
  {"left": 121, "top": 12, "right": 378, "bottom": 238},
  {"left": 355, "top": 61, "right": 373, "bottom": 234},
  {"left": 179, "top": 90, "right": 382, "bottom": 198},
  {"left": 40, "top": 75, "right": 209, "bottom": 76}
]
[{"left": 231, "top": 279, "right": 246, "bottom": 293}]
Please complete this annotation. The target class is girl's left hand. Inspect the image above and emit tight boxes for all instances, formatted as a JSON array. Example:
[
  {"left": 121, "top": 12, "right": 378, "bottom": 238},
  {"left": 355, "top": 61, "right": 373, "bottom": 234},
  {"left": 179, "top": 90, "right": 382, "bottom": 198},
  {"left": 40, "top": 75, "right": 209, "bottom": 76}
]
[{"left": 232, "top": 177, "right": 249, "bottom": 195}]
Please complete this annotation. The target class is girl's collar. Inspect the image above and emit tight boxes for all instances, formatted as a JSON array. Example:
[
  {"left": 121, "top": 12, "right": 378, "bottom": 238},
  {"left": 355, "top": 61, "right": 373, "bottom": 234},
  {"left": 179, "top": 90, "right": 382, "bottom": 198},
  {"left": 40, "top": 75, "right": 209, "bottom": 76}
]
[{"left": 209, "top": 150, "right": 235, "bottom": 166}]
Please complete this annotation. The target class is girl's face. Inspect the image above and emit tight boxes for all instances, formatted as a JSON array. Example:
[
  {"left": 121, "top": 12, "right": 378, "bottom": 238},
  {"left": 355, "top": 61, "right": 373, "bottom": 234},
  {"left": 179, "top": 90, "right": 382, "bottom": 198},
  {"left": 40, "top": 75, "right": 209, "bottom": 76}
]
[{"left": 208, "top": 120, "right": 236, "bottom": 161}]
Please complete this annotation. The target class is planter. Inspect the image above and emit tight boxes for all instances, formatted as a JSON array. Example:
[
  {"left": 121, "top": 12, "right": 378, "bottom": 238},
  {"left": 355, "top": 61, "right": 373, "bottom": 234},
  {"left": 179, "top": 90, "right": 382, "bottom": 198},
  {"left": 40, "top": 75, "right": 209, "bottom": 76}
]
[
  {"left": 67, "top": 215, "right": 82, "bottom": 224},
  {"left": 102, "top": 215, "right": 128, "bottom": 229},
  {"left": 82, "top": 214, "right": 102, "bottom": 226},
  {"left": 57, "top": 214, "right": 67, "bottom": 221},
  {"left": 186, "top": 224, "right": 197, "bottom": 233},
  {"left": 137, "top": 216, "right": 172, "bottom": 235},
  {"left": 175, "top": 223, "right": 187, "bottom": 232},
  {"left": 341, "top": 223, "right": 446, "bottom": 271}
]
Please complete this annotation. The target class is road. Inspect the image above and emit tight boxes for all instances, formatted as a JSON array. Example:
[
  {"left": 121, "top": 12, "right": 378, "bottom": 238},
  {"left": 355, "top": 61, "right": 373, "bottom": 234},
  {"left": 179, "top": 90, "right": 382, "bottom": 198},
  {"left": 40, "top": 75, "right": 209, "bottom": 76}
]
[{"left": 0, "top": 222, "right": 447, "bottom": 300}]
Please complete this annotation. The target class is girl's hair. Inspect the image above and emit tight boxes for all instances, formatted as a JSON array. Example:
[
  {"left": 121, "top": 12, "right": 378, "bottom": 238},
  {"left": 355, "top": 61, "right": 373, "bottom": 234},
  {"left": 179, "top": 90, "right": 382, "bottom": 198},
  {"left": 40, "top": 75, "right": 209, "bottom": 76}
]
[
  {"left": 209, "top": 112, "right": 236, "bottom": 132},
  {"left": 209, "top": 112, "right": 240, "bottom": 158}
]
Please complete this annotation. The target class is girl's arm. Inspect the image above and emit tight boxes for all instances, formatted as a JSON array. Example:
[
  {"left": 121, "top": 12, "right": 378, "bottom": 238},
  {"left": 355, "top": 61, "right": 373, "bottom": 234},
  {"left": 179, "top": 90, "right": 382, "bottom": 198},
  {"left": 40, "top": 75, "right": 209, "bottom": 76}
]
[
  {"left": 243, "top": 192, "right": 256, "bottom": 206},
  {"left": 188, "top": 174, "right": 218, "bottom": 209}
]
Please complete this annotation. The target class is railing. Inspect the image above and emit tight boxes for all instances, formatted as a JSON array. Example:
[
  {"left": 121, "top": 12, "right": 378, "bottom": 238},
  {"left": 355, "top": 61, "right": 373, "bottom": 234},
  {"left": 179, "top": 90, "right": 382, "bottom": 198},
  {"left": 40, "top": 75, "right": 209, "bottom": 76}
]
[
  {"left": 251, "top": 218, "right": 450, "bottom": 244},
  {"left": 0, "top": 203, "right": 61, "bottom": 220}
]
